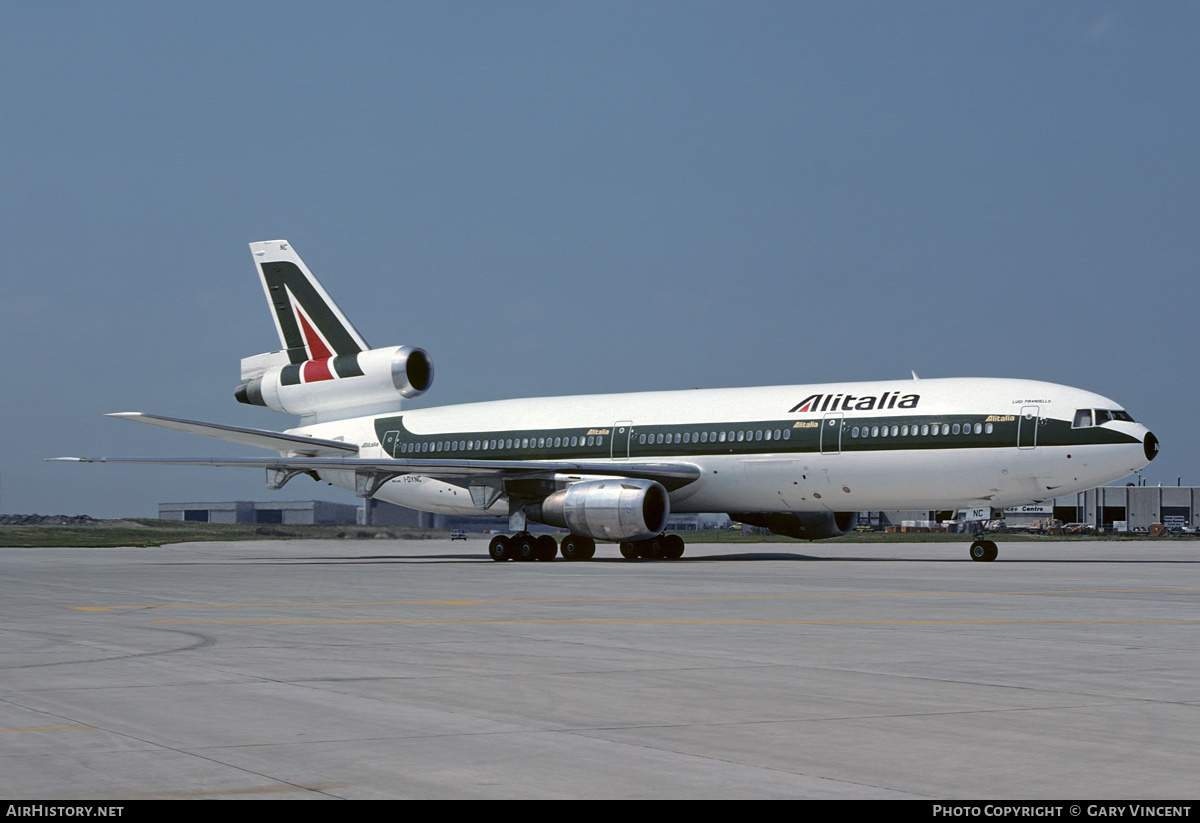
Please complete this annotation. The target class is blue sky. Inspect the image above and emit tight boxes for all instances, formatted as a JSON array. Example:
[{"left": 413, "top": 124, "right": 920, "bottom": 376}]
[{"left": 2, "top": 2, "right": 1196, "bottom": 517}]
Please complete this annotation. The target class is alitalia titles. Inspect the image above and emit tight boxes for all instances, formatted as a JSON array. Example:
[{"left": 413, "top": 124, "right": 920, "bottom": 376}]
[{"left": 789, "top": 392, "right": 920, "bottom": 414}]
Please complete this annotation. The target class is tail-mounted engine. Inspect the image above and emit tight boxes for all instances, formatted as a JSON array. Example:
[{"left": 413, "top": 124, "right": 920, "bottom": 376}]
[
  {"left": 528, "top": 478, "right": 669, "bottom": 542},
  {"left": 235, "top": 345, "right": 434, "bottom": 419}
]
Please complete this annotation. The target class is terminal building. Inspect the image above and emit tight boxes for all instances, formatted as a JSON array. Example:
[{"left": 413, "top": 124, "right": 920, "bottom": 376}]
[
  {"left": 864, "top": 485, "right": 1199, "bottom": 533},
  {"left": 159, "top": 499, "right": 360, "bottom": 525},
  {"left": 998, "top": 484, "right": 1199, "bottom": 532}
]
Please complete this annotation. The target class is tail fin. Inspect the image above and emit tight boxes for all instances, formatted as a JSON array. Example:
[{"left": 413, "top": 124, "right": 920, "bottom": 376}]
[
  {"left": 238, "top": 240, "right": 434, "bottom": 421},
  {"left": 249, "top": 240, "right": 370, "bottom": 364}
]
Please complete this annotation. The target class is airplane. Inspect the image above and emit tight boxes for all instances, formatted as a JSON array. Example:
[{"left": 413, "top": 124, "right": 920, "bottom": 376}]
[{"left": 56, "top": 240, "right": 1160, "bottom": 563}]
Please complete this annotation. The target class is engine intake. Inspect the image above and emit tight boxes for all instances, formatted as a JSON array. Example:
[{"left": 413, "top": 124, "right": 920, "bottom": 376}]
[{"left": 528, "top": 478, "right": 669, "bottom": 542}]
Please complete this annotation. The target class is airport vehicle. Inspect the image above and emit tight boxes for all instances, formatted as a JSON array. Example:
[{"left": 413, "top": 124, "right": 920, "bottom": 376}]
[
  {"left": 450, "top": 529, "right": 467, "bottom": 541},
  {"left": 57, "top": 240, "right": 1159, "bottom": 562}
]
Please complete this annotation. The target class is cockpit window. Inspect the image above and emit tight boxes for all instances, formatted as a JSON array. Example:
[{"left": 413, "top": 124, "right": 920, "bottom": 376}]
[{"left": 1074, "top": 408, "right": 1135, "bottom": 428}]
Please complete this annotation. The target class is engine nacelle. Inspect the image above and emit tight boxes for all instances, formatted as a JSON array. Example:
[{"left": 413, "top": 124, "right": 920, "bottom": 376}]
[
  {"left": 528, "top": 478, "right": 669, "bottom": 542},
  {"left": 728, "top": 511, "right": 857, "bottom": 540},
  {"left": 235, "top": 345, "right": 433, "bottom": 418}
]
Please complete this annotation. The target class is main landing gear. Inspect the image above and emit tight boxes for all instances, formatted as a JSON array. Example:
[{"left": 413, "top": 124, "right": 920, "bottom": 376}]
[
  {"left": 969, "top": 538, "right": 998, "bottom": 562},
  {"left": 486, "top": 533, "right": 687, "bottom": 561},
  {"left": 488, "top": 532, "right": 595, "bottom": 562},
  {"left": 619, "top": 534, "right": 685, "bottom": 560}
]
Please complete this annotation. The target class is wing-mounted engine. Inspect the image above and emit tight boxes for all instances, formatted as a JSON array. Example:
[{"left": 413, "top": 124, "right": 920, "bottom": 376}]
[
  {"left": 729, "top": 511, "right": 857, "bottom": 540},
  {"left": 235, "top": 345, "right": 433, "bottom": 419},
  {"left": 527, "top": 478, "right": 669, "bottom": 542}
]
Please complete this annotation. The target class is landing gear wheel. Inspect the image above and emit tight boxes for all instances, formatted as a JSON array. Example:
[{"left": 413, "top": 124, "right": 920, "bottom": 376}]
[
  {"left": 619, "top": 542, "right": 638, "bottom": 560},
  {"left": 969, "top": 540, "right": 998, "bottom": 562},
  {"left": 664, "top": 534, "right": 685, "bottom": 560},
  {"left": 560, "top": 535, "right": 595, "bottom": 561},
  {"left": 535, "top": 534, "right": 558, "bottom": 561},
  {"left": 514, "top": 533, "right": 539, "bottom": 562},
  {"left": 488, "top": 534, "right": 512, "bottom": 562},
  {"left": 644, "top": 538, "right": 666, "bottom": 560}
]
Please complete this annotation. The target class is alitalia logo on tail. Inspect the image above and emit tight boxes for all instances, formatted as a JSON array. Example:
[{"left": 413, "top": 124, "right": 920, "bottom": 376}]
[{"left": 789, "top": 392, "right": 921, "bottom": 414}]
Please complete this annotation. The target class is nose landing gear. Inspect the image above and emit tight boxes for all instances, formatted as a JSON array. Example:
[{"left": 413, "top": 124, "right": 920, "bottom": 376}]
[{"left": 969, "top": 539, "right": 998, "bottom": 562}]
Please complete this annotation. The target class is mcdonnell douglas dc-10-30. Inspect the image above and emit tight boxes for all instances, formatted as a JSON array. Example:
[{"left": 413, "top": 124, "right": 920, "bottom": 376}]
[{"left": 57, "top": 240, "right": 1159, "bottom": 562}]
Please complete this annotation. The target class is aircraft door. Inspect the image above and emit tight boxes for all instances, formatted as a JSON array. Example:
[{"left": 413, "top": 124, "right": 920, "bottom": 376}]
[
  {"left": 1018, "top": 405, "right": 1039, "bottom": 449},
  {"left": 820, "top": 413, "right": 844, "bottom": 455},
  {"left": 612, "top": 421, "right": 633, "bottom": 459},
  {"left": 382, "top": 430, "right": 400, "bottom": 457}
]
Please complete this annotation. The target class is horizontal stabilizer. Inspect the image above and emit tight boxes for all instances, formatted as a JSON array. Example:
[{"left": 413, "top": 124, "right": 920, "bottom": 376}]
[{"left": 104, "top": 412, "right": 359, "bottom": 456}]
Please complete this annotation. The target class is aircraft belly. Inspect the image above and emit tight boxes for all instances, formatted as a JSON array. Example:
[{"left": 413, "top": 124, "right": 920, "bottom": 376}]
[
  {"left": 767, "top": 449, "right": 1027, "bottom": 511},
  {"left": 317, "top": 442, "right": 1144, "bottom": 518},
  {"left": 374, "top": 475, "right": 491, "bottom": 516},
  {"left": 679, "top": 456, "right": 803, "bottom": 513},
  {"left": 316, "top": 469, "right": 494, "bottom": 517}
]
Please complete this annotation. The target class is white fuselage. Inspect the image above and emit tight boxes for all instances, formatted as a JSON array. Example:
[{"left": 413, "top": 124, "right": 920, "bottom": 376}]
[{"left": 291, "top": 377, "right": 1153, "bottom": 518}]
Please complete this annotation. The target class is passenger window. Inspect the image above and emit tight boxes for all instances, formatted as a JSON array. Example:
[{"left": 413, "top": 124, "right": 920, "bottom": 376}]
[
  {"left": 783, "top": 429, "right": 791, "bottom": 440},
  {"left": 952, "top": 424, "right": 961, "bottom": 435}
]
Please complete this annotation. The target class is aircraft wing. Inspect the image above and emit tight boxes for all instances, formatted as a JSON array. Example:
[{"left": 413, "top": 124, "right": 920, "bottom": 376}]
[
  {"left": 49, "top": 455, "right": 703, "bottom": 492},
  {"left": 52, "top": 412, "right": 702, "bottom": 497},
  {"left": 103, "top": 412, "right": 359, "bottom": 456}
]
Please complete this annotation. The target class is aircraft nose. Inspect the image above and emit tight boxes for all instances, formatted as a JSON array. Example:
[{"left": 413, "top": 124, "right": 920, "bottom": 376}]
[{"left": 1144, "top": 432, "right": 1159, "bottom": 462}]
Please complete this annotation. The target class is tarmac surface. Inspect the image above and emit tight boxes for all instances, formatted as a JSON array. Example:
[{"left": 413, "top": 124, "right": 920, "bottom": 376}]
[{"left": 1, "top": 537, "right": 1197, "bottom": 799}]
